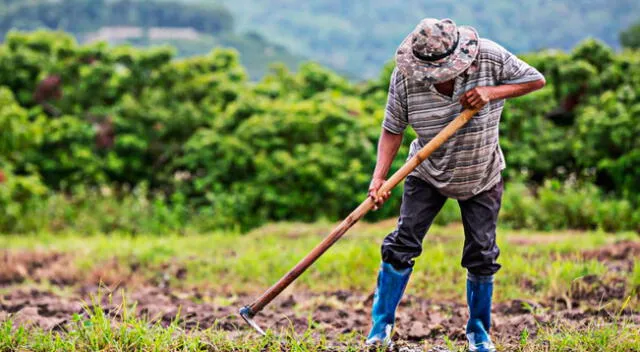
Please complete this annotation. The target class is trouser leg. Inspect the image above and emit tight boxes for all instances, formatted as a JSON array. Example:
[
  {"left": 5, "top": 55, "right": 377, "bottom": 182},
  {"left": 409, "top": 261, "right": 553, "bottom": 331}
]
[
  {"left": 381, "top": 176, "right": 447, "bottom": 269},
  {"left": 367, "top": 176, "right": 446, "bottom": 346},
  {"left": 459, "top": 178, "right": 503, "bottom": 352},
  {"left": 458, "top": 178, "right": 503, "bottom": 276}
]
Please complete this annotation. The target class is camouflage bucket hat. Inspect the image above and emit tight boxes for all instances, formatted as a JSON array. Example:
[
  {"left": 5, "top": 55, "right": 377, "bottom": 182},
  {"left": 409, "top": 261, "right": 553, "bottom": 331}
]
[{"left": 396, "top": 18, "right": 479, "bottom": 83}]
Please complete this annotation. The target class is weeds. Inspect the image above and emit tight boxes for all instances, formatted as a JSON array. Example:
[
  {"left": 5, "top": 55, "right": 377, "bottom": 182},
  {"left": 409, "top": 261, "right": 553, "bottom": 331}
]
[{"left": 526, "top": 319, "right": 640, "bottom": 352}]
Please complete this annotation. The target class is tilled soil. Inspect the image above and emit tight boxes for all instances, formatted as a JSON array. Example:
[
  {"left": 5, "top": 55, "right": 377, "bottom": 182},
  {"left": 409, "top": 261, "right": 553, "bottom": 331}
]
[
  {"left": 1, "top": 285, "right": 638, "bottom": 350},
  {"left": 0, "top": 240, "right": 639, "bottom": 350},
  {"left": 582, "top": 240, "right": 640, "bottom": 273}
]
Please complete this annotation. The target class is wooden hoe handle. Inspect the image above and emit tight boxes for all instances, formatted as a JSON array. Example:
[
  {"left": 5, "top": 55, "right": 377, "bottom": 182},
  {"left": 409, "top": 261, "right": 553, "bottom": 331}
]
[{"left": 240, "top": 108, "right": 481, "bottom": 327}]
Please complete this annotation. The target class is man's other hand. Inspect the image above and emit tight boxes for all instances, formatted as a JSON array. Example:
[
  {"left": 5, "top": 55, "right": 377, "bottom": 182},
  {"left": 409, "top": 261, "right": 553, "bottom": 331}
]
[
  {"left": 368, "top": 177, "right": 391, "bottom": 211},
  {"left": 460, "top": 87, "right": 492, "bottom": 109}
]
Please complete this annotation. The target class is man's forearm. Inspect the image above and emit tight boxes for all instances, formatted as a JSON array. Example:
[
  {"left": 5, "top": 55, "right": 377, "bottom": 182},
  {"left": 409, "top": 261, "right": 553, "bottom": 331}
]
[
  {"left": 461, "top": 78, "right": 545, "bottom": 109},
  {"left": 372, "top": 128, "right": 404, "bottom": 180},
  {"left": 489, "top": 79, "right": 546, "bottom": 100}
]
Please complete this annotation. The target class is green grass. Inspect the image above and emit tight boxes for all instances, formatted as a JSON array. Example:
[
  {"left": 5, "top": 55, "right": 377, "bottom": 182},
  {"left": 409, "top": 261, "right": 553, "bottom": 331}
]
[
  {"left": 0, "top": 291, "right": 363, "bottom": 351},
  {"left": 2, "top": 301, "right": 638, "bottom": 351},
  {"left": 1, "top": 306, "right": 638, "bottom": 351},
  {"left": 0, "top": 222, "right": 635, "bottom": 301},
  {"left": 523, "top": 321, "right": 640, "bottom": 352}
]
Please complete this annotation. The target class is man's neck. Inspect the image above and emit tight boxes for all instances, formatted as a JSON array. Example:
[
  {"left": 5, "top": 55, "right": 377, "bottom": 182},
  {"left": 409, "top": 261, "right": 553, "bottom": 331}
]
[{"left": 434, "top": 79, "right": 455, "bottom": 97}]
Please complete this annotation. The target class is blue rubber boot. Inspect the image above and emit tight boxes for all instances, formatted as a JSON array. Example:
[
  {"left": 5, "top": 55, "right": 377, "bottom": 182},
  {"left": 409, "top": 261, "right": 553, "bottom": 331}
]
[
  {"left": 366, "top": 262, "right": 412, "bottom": 346},
  {"left": 466, "top": 273, "right": 496, "bottom": 352}
]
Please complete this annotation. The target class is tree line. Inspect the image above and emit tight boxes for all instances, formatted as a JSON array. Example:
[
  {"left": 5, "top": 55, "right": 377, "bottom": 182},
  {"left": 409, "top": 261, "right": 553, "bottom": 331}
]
[{"left": 0, "top": 31, "right": 639, "bottom": 234}]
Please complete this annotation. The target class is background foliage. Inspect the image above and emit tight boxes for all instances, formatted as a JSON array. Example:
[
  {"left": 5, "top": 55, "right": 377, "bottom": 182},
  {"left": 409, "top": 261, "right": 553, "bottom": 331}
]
[{"left": 1, "top": 29, "right": 639, "bottom": 234}]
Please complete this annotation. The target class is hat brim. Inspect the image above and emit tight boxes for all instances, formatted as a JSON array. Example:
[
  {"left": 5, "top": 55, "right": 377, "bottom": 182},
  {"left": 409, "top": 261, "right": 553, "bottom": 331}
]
[{"left": 395, "top": 25, "right": 479, "bottom": 84}]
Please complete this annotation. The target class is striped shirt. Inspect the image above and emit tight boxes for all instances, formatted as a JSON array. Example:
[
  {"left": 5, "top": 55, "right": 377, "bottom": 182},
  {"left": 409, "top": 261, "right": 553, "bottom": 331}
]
[{"left": 383, "top": 38, "right": 544, "bottom": 199}]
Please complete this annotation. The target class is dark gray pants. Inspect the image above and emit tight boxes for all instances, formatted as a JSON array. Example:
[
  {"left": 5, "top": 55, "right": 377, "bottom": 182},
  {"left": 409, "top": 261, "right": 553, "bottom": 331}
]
[{"left": 381, "top": 176, "right": 503, "bottom": 276}]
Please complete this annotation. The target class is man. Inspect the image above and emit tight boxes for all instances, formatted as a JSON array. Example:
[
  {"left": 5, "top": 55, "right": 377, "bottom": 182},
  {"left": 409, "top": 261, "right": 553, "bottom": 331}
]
[{"left": 366, "top": 18, "right": 545, "bottom": 351}]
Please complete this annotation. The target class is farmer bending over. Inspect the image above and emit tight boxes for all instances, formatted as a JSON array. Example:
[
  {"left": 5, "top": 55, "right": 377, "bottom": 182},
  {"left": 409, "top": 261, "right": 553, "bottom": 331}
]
[{"left": 367, "top": 18, "right": 545, "bottom": 351}]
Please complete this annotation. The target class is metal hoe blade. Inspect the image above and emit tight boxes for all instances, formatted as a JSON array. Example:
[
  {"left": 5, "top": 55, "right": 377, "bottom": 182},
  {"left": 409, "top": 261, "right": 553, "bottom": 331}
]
[{"left": 239, "top": 306, "right": 266, "bottom": 336}]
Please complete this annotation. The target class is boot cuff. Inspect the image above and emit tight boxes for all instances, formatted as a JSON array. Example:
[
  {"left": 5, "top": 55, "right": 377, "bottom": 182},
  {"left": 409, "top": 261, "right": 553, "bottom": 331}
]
[{"left": 467, "top": 272, "right": 494, "bottom": 283}]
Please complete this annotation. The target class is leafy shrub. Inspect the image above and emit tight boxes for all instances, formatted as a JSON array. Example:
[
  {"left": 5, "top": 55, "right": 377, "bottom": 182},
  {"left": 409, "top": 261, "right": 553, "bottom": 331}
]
[
  {"left": 573, "top": 88, "right": 640, "bottom": 199},
  {"left": 500, "top": 179, "right": 639, "bottom": 232},
  {"left": 10, "top": 185, "right": 199, "bottom": 235},
  {"left": 0, "top": 164, "right": 48, "bottom": 233}
]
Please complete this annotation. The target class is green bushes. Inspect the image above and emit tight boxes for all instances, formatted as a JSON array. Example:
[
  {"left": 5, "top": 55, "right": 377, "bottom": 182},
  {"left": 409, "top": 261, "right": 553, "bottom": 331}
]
[
  {"left": 0, "top": 31, "right": 639, "bottom": 234},
  {"left": 574, "top": 88, "right": 640, "bottom": 200},
  {"left": 8, "top": 185, "right": 196, "bottom": 235},
  {"left": 0, "top": 165, "right": 48, "bottom": 233},
  {"left": 4, "top": 179, "right": 637, "bottom": 235},
  {"left": 500, "top": 180, "right": 640, "bottom": 232}
]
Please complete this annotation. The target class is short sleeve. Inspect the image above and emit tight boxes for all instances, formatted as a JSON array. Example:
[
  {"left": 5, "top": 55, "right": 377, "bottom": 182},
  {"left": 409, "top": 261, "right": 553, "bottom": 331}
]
[
  {"left": 496, "top": 43, "right": 545, "bottom": 84},
  {"left": 381, "top": 68, "right": 409, "bottom": 134}
]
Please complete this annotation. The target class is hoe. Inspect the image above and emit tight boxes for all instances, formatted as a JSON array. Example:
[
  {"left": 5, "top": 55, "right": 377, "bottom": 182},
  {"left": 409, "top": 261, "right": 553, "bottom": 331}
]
[{"left": 239, "top": 107, "right": 481, "bottom": 335}]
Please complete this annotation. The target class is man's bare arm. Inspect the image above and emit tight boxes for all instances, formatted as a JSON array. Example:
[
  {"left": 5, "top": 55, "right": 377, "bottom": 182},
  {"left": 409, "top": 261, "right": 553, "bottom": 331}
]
[
  {"left": 369, "top": 128, "right": 404, "bottom": 210},
  {"left": 460, "top": 79, "right": 546, "bottom": 109}
]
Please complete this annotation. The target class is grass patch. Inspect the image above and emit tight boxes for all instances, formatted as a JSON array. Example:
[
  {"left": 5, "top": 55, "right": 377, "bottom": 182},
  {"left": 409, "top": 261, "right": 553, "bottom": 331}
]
[
  {"left": 0, "top": 222, "right": 637, "bottom": 301},
  {"left": 2, "top": 302, "right": 639, "bottom": 351},
  {"left": 522, "top": 320, "right": 640, "bottom": 352}
]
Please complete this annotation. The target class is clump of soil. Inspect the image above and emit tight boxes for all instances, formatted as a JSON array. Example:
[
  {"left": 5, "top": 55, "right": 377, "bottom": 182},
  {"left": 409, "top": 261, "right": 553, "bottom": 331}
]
[
  {"left": 582, "top": 240, "right": 640, "bottom": 272},
  {"left": 0, "top": 250, "right": 188, "bottom": 289},
  {"left": 568, "top": 274, "right": 627, "bottom": 304},
  {"left": 0, "top": 289, "right": 82, "bottom": 331},
  {"left": 0, "top": 251, "right": 79, "bottom": 286},
  {"left": 583, "top": 240, "right": 640, "bottom": 261}
]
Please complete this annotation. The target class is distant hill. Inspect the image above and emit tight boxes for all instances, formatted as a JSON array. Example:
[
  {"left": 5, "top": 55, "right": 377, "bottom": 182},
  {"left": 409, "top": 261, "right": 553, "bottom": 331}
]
[
  {"left": 5, "top": 0, "right": 637, "bottom": 79},
  {"left": 135, "top": 31, "right": 302, "bottom": 79},
  {"left": 0, "top": 0, "right": 303, "bottom": 79},
  {"left": 192, "top": 0, "right": 640, "bottom": 79}
]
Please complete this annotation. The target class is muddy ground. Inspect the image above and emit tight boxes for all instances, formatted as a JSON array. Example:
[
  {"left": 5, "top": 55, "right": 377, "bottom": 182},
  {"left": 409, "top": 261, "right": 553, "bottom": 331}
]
[{"left": 1, "top": 241, "right": 639, "bottom": 350}]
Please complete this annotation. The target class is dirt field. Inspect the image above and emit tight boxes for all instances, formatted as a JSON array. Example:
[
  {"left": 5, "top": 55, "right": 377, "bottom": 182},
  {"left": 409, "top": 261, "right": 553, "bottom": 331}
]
[{"left": 1, "top": 234, "right": 639, "bottom": 351}]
